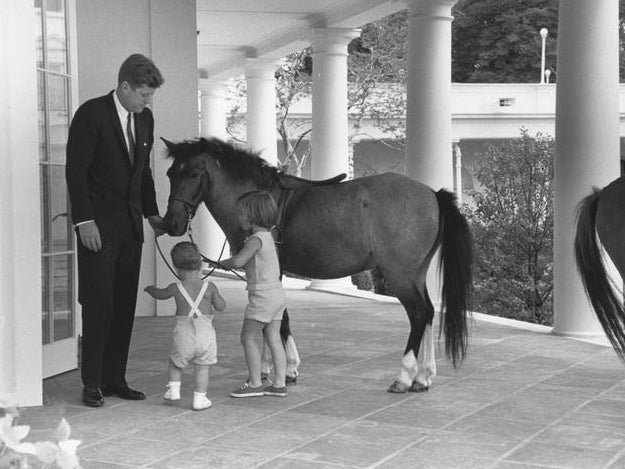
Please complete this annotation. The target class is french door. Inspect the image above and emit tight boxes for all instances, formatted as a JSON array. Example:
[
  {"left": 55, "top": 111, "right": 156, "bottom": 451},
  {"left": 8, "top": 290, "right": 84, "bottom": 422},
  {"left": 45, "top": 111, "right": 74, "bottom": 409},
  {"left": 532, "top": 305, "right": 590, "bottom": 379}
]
[{"left": 36, "top": 0, "right": 79, "bottom": 378}]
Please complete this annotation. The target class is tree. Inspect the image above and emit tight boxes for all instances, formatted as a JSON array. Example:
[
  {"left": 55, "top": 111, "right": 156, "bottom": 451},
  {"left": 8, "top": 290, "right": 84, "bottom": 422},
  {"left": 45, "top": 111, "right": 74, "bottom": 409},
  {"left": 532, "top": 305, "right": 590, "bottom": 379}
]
[
  {"left": 452, "top": 0, "right": 559, "bottom": 83},
  {"left": 275, "top": 49, "right": 313, "bottom": 176},
  {"left": 466, "top": 129, "right": 554, "bottom": 324},
  {"left": 349, "top": 11, "right": 408, "bottom": 156}
]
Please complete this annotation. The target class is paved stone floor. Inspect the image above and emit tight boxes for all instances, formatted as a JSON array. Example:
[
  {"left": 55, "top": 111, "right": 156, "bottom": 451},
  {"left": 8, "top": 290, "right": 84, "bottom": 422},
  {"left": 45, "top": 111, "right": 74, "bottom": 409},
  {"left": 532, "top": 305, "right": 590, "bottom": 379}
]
[{"left": 19, "top": 277, "right": 625, "bottom": 468}]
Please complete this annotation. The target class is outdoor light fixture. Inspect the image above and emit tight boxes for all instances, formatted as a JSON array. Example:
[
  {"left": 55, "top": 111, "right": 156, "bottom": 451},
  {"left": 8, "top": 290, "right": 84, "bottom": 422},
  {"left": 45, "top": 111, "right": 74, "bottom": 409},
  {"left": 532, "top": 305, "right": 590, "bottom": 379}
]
[{"left": 540, "top": 28, "right": 548, "bottom": 84}]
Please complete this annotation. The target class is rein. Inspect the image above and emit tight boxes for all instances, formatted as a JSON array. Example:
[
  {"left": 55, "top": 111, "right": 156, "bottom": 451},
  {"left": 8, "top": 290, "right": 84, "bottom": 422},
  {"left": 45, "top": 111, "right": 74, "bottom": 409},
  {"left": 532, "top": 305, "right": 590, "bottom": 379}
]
[
  {"left": 159, "top": 166, "right": 296, "bottom": 283},
  {"left": 156, "top": 202, "right": 246, "bottom": 282}
]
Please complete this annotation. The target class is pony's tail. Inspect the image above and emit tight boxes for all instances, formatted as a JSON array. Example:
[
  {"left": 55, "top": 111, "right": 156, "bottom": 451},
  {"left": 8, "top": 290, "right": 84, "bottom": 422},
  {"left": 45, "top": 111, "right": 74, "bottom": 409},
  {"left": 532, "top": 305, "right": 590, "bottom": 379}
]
[
  {"left": 280, "top": 308, "right": 292, "bottom": 345},
  {"left": 435, "top": 189, "right": 473, "bottom": 368},
  {"left": 574, "top": 190, "right": 625, "bottom": 362}
]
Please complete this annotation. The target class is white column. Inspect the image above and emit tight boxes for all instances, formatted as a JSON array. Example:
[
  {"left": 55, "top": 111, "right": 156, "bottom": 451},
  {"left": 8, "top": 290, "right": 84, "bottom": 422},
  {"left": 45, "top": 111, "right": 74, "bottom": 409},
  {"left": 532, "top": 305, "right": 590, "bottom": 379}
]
[
  {"left": 245, "top": 58, "right": 281, "bottom": 165},
  {"left": 200, "top": 78, "right": 228, "bottom": 140},
  {"left": 405, "top": 0, "right": 456, "bottom": 310},
  {"left": 148, "top": 0, "right": 199, "bottom": 317},
  {"left": 453, "top": 141, "right": 462, "bottom": 204},
  {"left": 0, "top": 0, "right": 43, "bottom": 406},
  {"left": 553, "top": 0, "right": 619, "bottom": 338},
  {"left": 405, "top": 0, "right": 455, "bottom": 190},
  {"left": 197, "top": 78, "right": 227, "bottom": 260},
  {"left": 308, "top": 27, "right": 360, "bottom": 292}
]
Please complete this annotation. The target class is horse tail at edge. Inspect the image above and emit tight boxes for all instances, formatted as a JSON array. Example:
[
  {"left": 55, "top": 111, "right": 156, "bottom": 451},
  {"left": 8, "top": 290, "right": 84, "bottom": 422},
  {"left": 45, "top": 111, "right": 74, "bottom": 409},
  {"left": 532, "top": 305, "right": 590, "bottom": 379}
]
[
  {"left": 435, "top": 189, "right": 473, "bottom": 368},
  {"left": 574, "top": 189, "right": 625, "bottom": 362}
]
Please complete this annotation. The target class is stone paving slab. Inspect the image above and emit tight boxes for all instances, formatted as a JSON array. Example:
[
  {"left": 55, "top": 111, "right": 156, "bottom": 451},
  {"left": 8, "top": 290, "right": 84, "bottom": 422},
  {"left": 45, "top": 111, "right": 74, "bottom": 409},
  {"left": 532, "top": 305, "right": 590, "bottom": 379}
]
[{"left": 16, "top": 277, "right": 625, "bottom": 469}]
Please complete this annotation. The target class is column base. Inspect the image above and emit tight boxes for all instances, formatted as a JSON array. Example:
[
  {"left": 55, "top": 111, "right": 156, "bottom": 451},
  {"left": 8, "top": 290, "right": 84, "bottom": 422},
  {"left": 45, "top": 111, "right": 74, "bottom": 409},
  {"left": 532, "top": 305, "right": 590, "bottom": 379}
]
[
  {"left": 307, "top": 277, "right": 356, "bottom": 294},
  {"left": 551, "top": 328, "right": 610, "bottom": 347}
]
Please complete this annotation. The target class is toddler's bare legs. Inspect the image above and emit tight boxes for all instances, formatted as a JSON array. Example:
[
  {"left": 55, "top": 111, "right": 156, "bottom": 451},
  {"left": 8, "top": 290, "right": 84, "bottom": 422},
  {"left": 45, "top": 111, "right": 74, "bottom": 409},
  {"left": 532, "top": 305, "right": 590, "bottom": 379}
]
[
  {"left": 169, "top": 358, "right": 182, "bottom": 382},
  {"left": 164, "top": 359, "right": 182, "bottom": 401},
  {"left": 241, "top": 318, "right": 265, "bottom": 388},
  {"left": 264, "top": 320, "right": 286, "bottom": 388},
  {"left": 195, "top": 365, "right": 209, "bottom": 394},
  {"left": 193, "top": 364, "right": 212, "bottom": 411}
]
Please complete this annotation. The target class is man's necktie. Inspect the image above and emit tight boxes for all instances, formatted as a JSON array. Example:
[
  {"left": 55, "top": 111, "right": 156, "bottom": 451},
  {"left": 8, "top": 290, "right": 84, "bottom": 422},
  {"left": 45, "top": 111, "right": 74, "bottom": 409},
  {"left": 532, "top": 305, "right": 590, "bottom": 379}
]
[{"left": 126, "top": 112, "right": 135, "bottom": 165}]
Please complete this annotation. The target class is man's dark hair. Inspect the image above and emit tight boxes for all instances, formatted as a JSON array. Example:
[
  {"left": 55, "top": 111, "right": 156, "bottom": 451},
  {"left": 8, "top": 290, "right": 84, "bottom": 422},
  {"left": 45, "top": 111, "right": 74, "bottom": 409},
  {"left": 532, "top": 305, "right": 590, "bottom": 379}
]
[{"left": 118, "top": 53, "right": 164, "bottom": 89}]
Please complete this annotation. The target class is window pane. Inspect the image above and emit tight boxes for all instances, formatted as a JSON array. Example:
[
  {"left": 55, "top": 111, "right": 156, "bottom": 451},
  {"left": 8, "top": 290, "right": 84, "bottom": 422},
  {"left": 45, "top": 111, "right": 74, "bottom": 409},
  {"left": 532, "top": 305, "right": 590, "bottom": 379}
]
[
  {"left": 48, "top": 75, "right": 69, "bottom": 164},
  {"left": 52, "top": 254, "right": 73, "bottom": 341},
  {"left": 34, "top": 0, "right": 44, "bottom": 68},
  {"left": 46, "top": 0, "right": 67, "bottom": 74},
  {"left": 42, "top": 257, "right": 51, "bottom": 345},
  {"left": 37, "top": 72, "right": 47, "bottom": 162},
  {"left": 49, "top": 165, "right": 71, "bottom": 252},
  {"left": 40, "top": 167, "right": 51, "bottom": 253}
]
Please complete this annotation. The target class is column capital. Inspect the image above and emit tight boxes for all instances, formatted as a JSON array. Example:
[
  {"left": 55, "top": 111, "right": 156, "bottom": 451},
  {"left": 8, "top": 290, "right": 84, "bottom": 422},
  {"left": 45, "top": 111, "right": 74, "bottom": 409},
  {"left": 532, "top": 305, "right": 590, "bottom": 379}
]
[
  {"left": 244, "top": 57, "right": 283, "bottom": 79},
  {"left": 198, "top": 77, "right": 227, "bottom": 97},
  {"left": 407, "top": 0, "right": 456, "bottom": 20},
  {"left": 311, "top": 28, "right": 361, "bottom": 55}
]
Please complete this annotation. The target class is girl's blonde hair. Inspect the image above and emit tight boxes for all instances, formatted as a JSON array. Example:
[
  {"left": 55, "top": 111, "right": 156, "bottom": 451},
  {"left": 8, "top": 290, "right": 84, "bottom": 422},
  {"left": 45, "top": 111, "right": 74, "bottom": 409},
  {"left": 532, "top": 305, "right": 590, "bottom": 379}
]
[
  {"left": 237, "top": 190, "right": 278, "bottom": 229},
  {"left": 171, "top": 241, "right": 202, "bottom": 271}
]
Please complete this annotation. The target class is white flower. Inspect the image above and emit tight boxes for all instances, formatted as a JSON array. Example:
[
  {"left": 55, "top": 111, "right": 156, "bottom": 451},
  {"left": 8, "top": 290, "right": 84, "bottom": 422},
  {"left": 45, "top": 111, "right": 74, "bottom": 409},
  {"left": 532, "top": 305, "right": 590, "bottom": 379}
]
[
  {"left": 0, "top": 409, "right": 81, "bottom": 469},
  {"left": 0, "top": 415, "right": 36, "bottom": 455},
  {"left": 54, "top": 418, "right": 81, "bottom": 469}
]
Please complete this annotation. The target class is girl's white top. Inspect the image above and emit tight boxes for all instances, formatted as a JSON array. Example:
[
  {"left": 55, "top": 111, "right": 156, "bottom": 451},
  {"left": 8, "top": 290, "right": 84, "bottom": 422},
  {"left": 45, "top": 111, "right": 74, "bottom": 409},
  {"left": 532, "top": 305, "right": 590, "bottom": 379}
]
[{"left": 244, "top": 231, "right": 281, "bottom": 291}]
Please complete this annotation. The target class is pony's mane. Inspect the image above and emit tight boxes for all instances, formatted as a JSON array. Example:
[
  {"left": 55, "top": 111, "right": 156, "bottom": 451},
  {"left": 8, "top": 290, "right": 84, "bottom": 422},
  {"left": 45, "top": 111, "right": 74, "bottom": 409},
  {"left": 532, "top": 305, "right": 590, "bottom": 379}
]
[{"left": 166, "top": 137, "right": 278, "bottom": 185}]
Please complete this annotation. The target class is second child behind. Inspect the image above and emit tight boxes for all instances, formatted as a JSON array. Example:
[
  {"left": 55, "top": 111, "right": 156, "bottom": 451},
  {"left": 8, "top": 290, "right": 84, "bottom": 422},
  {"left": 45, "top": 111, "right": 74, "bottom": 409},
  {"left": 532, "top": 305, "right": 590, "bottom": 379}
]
[
  {"left": 144, "top": 242, "right": 226, "bottom": 410},
  {"left": 218, "top": 190, "right": 288, "bottom": 398}
]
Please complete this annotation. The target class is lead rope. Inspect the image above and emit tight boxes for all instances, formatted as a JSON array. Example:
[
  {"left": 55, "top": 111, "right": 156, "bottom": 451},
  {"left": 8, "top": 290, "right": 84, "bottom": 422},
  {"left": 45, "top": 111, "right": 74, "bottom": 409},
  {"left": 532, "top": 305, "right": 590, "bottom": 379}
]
[{"left": 155, "top": 209, "right": 246, "bottom": 282}]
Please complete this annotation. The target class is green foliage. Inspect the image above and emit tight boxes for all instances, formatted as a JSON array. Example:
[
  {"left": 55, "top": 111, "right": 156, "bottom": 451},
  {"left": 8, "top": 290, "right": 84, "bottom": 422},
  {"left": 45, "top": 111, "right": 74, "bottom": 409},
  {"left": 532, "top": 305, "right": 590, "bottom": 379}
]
[
  {"left": 275, "top": 49, "right": 313, "bottom": 175},
  {"left": 452, "top": 0, "right": 559, "bottom": 83},
  {"left": 466, "top": 129, "right": 554, "bottom": 324},
  {"left": 352, "top": 269, "right": 394, "bottom": 296}
]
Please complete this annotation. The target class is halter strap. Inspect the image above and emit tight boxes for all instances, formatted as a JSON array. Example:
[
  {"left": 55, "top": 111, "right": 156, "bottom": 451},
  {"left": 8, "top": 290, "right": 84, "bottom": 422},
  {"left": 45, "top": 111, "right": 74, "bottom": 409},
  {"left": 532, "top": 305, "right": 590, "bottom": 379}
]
[{"left": 177, "top": 281, "right": 209, "bottom": 318}]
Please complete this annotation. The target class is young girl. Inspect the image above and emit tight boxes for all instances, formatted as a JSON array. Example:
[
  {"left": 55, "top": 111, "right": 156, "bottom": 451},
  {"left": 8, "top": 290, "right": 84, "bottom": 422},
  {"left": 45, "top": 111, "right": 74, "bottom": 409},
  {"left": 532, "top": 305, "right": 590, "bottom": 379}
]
[
  {"left": 219, "top": 190, "right": 288, "bottom": 398},
  {"left": 144, "top": 241, "right": 226, "bottom": 410}
]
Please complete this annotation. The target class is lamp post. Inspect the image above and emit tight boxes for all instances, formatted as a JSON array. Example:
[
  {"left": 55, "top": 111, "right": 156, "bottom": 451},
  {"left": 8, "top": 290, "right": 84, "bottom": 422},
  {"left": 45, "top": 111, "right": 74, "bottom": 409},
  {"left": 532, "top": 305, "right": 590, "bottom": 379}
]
[
  {"left": 544, "top": 69, "right": 551, "bottom": 84},
  {"left": 540, "top": 28, "right": 548, "bottom": 84}
]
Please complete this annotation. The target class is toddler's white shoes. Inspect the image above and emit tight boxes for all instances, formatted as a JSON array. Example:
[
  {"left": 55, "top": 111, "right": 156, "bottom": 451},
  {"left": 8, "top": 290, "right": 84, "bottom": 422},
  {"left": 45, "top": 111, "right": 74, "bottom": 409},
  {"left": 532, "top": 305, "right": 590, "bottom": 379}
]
[
  {"left": 163, "top": 381, "right": 181, "bottom": 401},
  {"left": 193, "top": 392, "right": 212, "bottom": 411}
]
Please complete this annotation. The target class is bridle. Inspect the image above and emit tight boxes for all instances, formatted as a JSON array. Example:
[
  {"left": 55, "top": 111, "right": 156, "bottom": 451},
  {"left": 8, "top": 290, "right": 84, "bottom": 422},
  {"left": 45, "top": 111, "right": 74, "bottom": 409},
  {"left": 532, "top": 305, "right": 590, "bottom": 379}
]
[{"left": 156, "top": 170, "right": 245, "bottom": 281}]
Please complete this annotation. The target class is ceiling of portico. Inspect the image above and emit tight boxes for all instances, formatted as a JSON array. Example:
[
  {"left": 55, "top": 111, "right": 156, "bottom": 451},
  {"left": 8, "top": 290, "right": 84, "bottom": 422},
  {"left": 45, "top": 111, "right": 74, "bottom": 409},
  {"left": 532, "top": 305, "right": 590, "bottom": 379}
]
[{"left": 196, "top": 0, "right": 408, "bottom": 79}]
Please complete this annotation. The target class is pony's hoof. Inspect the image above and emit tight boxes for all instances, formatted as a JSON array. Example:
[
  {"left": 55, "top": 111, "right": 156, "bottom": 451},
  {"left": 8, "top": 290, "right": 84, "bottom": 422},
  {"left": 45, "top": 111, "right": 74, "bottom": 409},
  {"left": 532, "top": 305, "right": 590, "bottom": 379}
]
[
  {"left": 286, "top": 375, "right": 297, "bottom": 386},
  {"left": 408, "top": 381, "right": 429, "bottom": 393},
  {"left": 387, "top": 380, "right": 409, "bottom": 393}
]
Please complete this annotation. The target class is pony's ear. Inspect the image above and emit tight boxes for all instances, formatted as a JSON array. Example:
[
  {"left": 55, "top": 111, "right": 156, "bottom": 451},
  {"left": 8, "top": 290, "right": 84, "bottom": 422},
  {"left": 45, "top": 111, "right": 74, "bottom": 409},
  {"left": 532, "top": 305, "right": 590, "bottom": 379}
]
[{"left": 160, "top": 137, "right": 175, "bottom": 151}]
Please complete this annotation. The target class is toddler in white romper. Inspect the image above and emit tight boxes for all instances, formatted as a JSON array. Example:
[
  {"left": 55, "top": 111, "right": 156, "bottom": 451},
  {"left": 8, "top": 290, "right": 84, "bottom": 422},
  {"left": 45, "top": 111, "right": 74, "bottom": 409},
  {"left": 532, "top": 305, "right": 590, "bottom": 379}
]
[{"left": 145, "top": 241, "right": 225, "bottom": 410}]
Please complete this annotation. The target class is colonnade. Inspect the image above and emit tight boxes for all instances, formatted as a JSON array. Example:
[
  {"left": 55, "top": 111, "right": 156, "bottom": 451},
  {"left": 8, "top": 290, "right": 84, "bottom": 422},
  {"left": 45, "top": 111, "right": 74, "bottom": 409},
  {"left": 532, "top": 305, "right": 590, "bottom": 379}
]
[
  {"left": 1, "top": 0, "right": 619, "bottom": 407},
  {"left": 197, "top": 0, "right": 616, "bottom": 340}
]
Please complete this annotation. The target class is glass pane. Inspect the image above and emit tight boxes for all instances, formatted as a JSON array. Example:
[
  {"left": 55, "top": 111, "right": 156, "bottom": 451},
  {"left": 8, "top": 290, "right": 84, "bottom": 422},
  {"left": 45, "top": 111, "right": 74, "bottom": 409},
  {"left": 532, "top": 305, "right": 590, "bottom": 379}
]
[
  {"left": 49, "top": 165, "right": 71, "bottom": 252},
  {"left": 46, "top": 0, "right": 67, "bottom": 74},
  {"left": 52, "top": 254, "right": 73, "bottom": 341},
  {"left": 42, "top": 257, "right": 50, "bottom": 345},
  {"left": 34, "top": 0, "right": 44, "bottom": 68},
  {"left": 37, "top": 72, "right": 47, "bottom": 162},
  {"left": 40, "top": 167, "right": 51, "bottom": 253},
  {"left": 48, "top": 75, "right": 69, "bottom": 163}
]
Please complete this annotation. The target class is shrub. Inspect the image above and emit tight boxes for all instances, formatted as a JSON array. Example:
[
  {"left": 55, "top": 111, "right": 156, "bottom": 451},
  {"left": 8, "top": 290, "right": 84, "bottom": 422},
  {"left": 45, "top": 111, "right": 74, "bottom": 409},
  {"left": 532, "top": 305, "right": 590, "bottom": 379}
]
[{"left": 465, "top": 129, "right": 554, "bottom": 325}]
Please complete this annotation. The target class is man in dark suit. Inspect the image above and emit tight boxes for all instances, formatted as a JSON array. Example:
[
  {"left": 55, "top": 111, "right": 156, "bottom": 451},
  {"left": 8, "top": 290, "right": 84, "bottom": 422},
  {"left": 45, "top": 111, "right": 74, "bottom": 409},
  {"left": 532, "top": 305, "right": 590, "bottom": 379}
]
[{"left": 66, "top": 54, "right": 165, "bottom": 407}]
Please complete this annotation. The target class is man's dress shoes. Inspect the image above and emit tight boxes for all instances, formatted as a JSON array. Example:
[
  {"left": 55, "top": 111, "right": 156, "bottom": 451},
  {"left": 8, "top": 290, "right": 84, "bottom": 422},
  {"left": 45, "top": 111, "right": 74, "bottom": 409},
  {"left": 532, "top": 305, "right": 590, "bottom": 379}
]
[
  {"left": 82, "top": 387, "right": 104, "bottom": 407},
  {"left": 101, "top": 384, "right": 146, "bottom": 400}
]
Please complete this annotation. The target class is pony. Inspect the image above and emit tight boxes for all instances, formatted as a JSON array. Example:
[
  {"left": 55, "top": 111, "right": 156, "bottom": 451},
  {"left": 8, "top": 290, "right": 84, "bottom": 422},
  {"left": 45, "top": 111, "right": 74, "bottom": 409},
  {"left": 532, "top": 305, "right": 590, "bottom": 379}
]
[
  {"left": 161, "top": 137, "right": 473, "bottom": 392},
  {"left": 574, "top": 176, "right": 625, "bottom": 361}
]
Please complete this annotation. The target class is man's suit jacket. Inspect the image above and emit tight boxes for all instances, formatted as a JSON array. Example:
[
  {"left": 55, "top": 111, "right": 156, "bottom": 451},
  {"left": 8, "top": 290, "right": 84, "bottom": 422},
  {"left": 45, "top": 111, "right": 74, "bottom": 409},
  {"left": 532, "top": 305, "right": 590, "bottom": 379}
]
[{"left": 66, "top": 91, "right": 159, "bottom": 242}]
